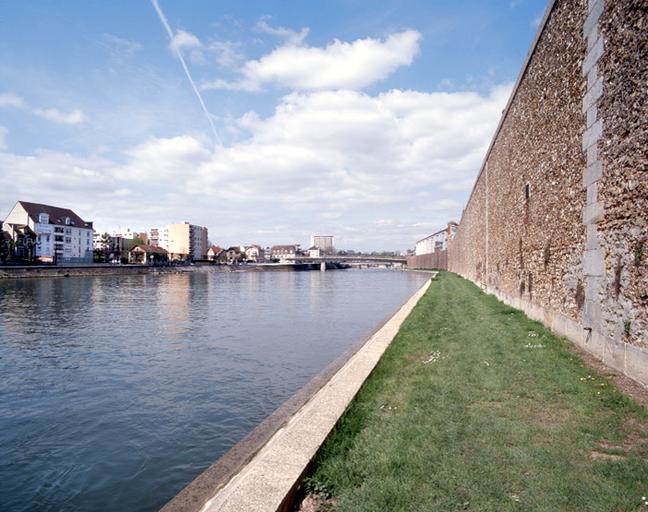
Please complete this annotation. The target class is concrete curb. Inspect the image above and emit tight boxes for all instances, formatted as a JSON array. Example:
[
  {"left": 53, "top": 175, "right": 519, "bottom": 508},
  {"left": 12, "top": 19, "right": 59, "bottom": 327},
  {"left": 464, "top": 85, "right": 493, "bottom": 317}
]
[{"left": 161, "top": 273, "right": 434, "bottom": 512}]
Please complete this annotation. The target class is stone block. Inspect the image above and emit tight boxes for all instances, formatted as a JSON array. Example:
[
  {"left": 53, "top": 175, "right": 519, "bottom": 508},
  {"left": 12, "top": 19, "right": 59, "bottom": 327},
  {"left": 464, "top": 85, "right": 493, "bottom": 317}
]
[
  {"left": 587, "top": 144, "right": 598, "bottom": 166},
  {"left": 586, "top": 24, "right": 599, "bottom": 51},
  {"left": 583, "top": 160, "right": 602, "bottom": 188},
  {"left": 583, "top": 298, "right": 602, "bottom": 328},
  {"left": 583, "top": 248, "right": 605, "bottom": 276},
  {"left": 582, "top": 119, "right": 602, "bottom": 151},
  {"left": 586, "top": 104, "right": 597, "bottom": 127},
  {"left": 583, "top": 0, "right": 604, "bottom": 38},
  {"left": 585, "top": 275, "right": 601, "bottom": 301},
  {"left": 588, "top": 0, "right": 602, "bottom": 13},
  {"left": 586, "top": 182, "right": 598, "bottom": 204},
  {"left": 625, "top": 344, "right": 648, "bottom": 387},
  {"left": 586, "top": 224, "right": 599, "bottom": 250},
  {"left": 583, "top": 200, "right": 604, "bottom": 225},
  {"left": 582, "top": 76, "right": 603, "bottom": 113},
  {"left": 587, "top": 65, "right": 598, "bottom": 89},
  {"left": 582, "top": 37, "right": 604, "bottom": 76}
]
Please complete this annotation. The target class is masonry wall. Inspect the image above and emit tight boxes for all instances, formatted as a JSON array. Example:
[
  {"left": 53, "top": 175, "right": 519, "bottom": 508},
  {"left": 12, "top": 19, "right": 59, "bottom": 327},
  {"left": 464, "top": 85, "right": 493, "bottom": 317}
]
[
  {"left": 407, "top": 250, "right": 447, "bottom": 270},
  {"left": 448, "top": 0, "right": 648, "bottom": 386}
]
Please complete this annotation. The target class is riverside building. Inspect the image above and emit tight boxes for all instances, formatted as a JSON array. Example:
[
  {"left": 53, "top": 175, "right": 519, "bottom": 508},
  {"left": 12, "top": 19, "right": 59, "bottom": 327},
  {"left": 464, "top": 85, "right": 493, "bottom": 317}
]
[
  {"left": 2, "top": 200, "right": 93, "bottom": 263},
  {"left": 415, "top": 222, "right": 458, "bottom": 256},
  {"left": 165, "top": 222, "right": 208, "bottom": 261}
]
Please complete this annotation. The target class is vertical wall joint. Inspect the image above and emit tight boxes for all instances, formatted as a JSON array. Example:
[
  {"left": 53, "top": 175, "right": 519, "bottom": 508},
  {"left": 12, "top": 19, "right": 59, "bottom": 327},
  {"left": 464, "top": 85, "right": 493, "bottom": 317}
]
[{"left": 581, "top": 0, "right": 605, "bottom": 331}]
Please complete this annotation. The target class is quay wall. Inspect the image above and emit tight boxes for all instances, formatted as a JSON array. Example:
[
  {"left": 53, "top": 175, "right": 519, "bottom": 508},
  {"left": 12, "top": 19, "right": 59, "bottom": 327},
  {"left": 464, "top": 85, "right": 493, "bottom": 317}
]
[
  {"left": 407, "top": 250, "right": 448, "bottom": 270},
  {"left": 448, "top": 0, "right": 648, "bottom": 386},
  {"left": 0, "top": 264, "right": 193, "bottom": 279}
]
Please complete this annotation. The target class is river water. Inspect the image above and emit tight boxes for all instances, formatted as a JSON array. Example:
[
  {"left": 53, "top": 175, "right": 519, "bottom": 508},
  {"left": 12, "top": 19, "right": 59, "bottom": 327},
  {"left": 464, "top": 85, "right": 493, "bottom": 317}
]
[{"left": 0, "top": 269, "right": 428, "bottom": 511}]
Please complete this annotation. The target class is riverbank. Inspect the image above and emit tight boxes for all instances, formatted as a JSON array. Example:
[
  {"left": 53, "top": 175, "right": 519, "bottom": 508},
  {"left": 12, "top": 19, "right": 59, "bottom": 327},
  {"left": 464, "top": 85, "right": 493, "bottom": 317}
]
[
  {"left": 302, "top": 272, "right": 648, "bottom": 511},
  {"left": 0, "top": 261, "right": 349, "bottom": 279},
  {"left": 0, "top": 264, "right": 194, "bottom": 279},
  {"left": 161, "top": 275, "right": 434, "bottom": 512}
]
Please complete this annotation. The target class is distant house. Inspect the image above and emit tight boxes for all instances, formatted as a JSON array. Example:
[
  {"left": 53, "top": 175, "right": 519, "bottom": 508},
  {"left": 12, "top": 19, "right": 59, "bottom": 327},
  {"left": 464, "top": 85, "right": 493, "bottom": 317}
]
[
  {"left": 93, "top": 232, "right": 129, "bottom": 263},
  {"left": 245, "top": 244, "right": 264, "bottom": 262},
  {"left": 2, "top": 201, "right": 93, "bottom": 263},
  {"left": 207, "top": 245, "right": 223, "bottom": 261},
  {"left": 217, "top": 246, "right": 245, "bottom": 265},
  {"left": 308, "top": 246, "right": 321, "bottom": 258},
  {"left": 271, "top": 245, "right": 298, "bottom": 262},
  {"left": 128, "top": 244, "right": 168, "bottom": 264}
]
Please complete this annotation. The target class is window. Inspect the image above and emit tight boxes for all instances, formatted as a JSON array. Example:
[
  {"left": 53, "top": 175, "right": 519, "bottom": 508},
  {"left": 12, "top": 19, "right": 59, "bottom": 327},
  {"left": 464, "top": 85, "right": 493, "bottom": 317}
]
[
  {"left": 38, "top": 212, "right": 49, "bottom": 224},
  {"left": 65, "top": 237, "right": 72, "bottom": 244},
  {"left": 65, "top": 228, "right": 71, "bottom": 235},
  {"left": 65, "top": 217, "right": 71, "bottom": 225},
  {"left": 524, "top": 183, "right": 531, "bottom": 200}
]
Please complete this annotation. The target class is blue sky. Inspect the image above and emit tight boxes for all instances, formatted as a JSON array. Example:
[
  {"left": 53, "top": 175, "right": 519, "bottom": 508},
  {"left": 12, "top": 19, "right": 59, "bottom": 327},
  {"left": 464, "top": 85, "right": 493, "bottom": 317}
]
[{"left": 0, "top": 0, "right": 546, "bottom": 250}]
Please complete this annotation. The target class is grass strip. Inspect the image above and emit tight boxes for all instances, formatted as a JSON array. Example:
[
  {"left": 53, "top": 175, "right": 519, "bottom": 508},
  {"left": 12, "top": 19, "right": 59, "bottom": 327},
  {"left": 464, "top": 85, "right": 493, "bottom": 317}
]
[{"left": 305, "top": 272, "right": 648, "bottom": 512}]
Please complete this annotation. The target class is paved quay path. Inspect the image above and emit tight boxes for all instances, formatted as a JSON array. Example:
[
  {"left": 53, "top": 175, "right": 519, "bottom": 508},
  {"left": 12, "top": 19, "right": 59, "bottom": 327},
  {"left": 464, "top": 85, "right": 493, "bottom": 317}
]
[{"left": 303, "top": 272, "right": 648, "bottom": 512}]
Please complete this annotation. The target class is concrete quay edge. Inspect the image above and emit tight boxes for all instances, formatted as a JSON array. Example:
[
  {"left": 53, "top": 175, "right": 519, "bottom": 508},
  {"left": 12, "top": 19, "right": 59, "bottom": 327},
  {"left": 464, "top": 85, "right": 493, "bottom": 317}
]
[{"left": 161, "top": 273, "right": 434, "bottom": 512}]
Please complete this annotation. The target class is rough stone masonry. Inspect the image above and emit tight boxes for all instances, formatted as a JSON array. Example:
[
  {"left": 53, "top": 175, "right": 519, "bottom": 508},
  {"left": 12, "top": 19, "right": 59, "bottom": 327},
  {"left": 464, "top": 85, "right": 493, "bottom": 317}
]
[{"left": 448, "top": 0, "right": 647, "bottom": 386}]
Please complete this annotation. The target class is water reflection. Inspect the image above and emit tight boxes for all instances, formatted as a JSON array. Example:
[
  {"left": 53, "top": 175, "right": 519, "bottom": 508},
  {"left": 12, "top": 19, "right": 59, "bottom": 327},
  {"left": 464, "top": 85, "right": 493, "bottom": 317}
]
[{"left": 0, "top": 269, "right": 428, "bottom": 512}]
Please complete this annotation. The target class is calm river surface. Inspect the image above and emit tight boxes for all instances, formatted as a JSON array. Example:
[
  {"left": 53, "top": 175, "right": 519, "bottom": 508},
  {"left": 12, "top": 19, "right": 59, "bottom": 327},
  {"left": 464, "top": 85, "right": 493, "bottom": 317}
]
[{"left": 0, "top": 269, "right": 428, "bottom": 511}]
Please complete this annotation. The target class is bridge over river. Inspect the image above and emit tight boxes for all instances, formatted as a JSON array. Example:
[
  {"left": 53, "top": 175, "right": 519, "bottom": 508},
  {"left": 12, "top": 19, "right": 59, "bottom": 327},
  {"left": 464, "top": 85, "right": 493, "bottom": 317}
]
[{"left": 292, "top": 255, "right": 407, "bottom": 269}]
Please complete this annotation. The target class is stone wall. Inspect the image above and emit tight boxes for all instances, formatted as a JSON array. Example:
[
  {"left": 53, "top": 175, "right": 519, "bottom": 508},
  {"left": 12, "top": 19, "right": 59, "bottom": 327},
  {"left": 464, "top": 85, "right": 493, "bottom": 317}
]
[
  {"left": 407, "top": 250, "right": 448, "bottom": 270},
  {"left": 448, "top": 0, "right": 648, "bottom": 386}
]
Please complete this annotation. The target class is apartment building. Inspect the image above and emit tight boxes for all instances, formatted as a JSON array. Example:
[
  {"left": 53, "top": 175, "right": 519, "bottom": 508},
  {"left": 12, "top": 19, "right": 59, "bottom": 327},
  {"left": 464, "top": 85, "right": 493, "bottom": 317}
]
[
  {"left": 2, "top": 201, "right": 93, "bottom": 263},
  {"left": 166, "top": 222, "right": 208, "bottom": 260}
]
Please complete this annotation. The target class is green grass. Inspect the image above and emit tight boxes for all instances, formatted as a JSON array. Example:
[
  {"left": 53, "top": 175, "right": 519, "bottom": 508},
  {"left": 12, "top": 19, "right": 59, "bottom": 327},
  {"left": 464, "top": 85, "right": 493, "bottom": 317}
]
[{"left": 305, "top": 272, "right": 648, "bottom": 512}]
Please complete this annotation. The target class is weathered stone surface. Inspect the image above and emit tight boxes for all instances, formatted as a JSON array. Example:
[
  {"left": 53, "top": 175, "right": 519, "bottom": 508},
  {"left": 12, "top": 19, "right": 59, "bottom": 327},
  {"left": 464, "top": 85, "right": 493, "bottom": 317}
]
[
  {"left": 449, "top": 0, "right": 587, "bottom": 323},
  {"left": 596, "top": 0, "right": 648, "bottom": 350},
  {"left": 449, "top": 0, "right": 647, "bottom": 359}
]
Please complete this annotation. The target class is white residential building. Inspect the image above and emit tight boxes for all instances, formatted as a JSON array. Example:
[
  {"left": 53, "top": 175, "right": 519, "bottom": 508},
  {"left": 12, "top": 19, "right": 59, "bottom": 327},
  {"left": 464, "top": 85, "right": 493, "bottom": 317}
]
[
  {"left": 245, "top": 245, "right": 264, "bottom": 262},
  {"left": 415, "top": 222, "right": 459, "bottom": 256},
  {"left": 2, "top": 201, "right": 93, "bottom": 263},
  {"left": 271, "top": 245, "right": 298, "bottom": 263}
]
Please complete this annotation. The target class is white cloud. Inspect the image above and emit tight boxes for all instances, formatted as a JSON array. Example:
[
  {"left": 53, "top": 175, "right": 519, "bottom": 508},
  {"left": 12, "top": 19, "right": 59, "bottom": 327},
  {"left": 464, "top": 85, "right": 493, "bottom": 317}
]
[
  {"left": 255, "top": 16, "right": 309, "bottom": 46},
  {"left": 32, "top": 107, "right": 86, "bottom": 125},
  {"left": 0, "top": 93, "right": 26, "bottom": 108},
  {"left": 169, "top": 29, "right": 202, "bottom": 53},
  {"left": 207, "top": 41, "right": 245, "bottom": 68},
  {"left": 202, "top": 29, "right": 421, "bottom": 92},
  {"left": 0, "top": 126, "right": 7, "bottom": 150},
  {"left": 0, "top": 92, "right": 86, "bottom": 125},
  {"left": 0, "top": 84, "right": 511, "bottom": 249},
  {"left": 100, "top": 34, "right": 143, "bottom": 56}
]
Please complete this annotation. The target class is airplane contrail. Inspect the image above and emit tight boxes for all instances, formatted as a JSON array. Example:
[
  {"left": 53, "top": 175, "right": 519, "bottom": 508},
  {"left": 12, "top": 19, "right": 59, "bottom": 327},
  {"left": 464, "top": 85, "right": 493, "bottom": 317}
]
[{"left": 151, "top": 0, "right": 221, "bottom": 145}]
